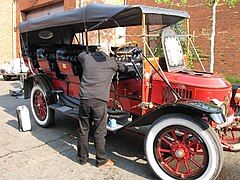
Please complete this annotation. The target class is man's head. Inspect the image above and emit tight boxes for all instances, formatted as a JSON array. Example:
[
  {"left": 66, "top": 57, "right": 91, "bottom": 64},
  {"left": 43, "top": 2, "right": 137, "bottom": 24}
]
[{"left": 97, "top": 42, "right": 114, "bottom": 55}]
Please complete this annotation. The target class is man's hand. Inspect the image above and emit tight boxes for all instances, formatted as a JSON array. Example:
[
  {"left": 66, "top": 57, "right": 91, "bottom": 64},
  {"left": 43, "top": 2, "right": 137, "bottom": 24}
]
[{"left": 131, "top": 48, "right": 142, "bottom": 63}]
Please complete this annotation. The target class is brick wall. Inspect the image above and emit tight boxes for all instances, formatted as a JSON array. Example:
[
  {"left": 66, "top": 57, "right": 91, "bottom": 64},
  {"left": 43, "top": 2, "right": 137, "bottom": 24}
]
[
  {"left": 16, "top": 0, "right": 75, "bottom": 57},
  {"left": 127, "top": 0, "right": 240, "bottom": 77},
  {"left": 0, "top": 0, "right": 15, "bottom": 64},
  {"left": 64, "top": 0, "right": 76, "bottom": 10},
  {"left": 186, "top": 1, "right": 240, "bottom": 76},
  {"left": 82, "top": 0, "right": 125, "bottom": 46}
]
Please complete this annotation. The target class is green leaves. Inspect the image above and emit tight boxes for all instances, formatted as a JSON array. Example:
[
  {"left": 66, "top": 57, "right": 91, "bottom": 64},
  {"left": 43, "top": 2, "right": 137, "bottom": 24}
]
[
  {"left": 155, "top": 0, "right": 188, "bottom": 4},
  {"left": 155, "top": 0, "right": 171, "bottom": 3},
  {"left": 224, "top": 0, "right": 240, "bottom": 6},
  {"left": 155, "top": 0, "right": 239, "bottom": 6}
]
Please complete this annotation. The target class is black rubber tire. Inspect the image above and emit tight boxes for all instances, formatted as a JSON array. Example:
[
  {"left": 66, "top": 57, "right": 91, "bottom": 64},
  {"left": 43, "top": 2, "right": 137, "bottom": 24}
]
[
  {"left": 144, "top": 114, "right": 223, "bottom": 180},
  {"left": 3, "top": 75, "right": 11, "bottom": 81},
  {"left": 30, "top": 84, "right": 55, "bottom": 127}
]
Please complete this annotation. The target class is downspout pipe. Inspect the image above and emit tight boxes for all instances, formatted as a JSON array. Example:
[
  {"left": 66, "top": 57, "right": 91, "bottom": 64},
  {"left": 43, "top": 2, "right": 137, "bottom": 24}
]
[
  {"left": 12, "top": 0, "right": 16, "bottom": 59},
  {"left": 12, "top": 1, "right": 15, "bottom": 59}
]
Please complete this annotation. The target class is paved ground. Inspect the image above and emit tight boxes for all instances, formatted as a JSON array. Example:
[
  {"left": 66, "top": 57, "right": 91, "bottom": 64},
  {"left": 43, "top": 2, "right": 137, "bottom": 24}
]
[{"left": 0, "top": 76, "right": 240, "bottom": 180}]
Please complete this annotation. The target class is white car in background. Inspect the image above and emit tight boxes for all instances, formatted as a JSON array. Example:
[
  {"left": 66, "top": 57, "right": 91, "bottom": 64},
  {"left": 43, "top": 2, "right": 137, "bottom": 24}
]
[{"left": 0, "top": 58, "right": 29, "bottom": 81}]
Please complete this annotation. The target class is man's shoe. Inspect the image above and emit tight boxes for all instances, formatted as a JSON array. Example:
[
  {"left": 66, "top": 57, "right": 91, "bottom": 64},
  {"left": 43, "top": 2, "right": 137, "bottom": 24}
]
[
  {"left": 79, "top": 160, "right": 87, "bottom": 165},
  {"left": 97, "top": 159, "right": 115, "bottom": 168}
]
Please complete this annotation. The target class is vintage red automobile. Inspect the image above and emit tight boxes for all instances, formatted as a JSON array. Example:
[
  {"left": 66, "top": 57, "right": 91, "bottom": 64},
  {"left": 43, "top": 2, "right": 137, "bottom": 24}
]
[{"left": 19, "top": 3, "right": 240, "bottom": 179}]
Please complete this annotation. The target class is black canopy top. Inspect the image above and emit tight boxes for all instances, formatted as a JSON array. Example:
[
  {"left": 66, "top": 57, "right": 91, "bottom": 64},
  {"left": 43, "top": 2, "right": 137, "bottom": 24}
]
[{"left": 19, "top": 3, "right": 189, "bottom": 33}]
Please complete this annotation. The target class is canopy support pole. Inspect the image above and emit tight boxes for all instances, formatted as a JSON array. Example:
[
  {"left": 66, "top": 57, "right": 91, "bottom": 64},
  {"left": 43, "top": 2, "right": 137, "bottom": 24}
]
[
  {"left": 98, "top": 30, "right": 101, "bottom": 44},
  {"left": 142, "top": 13, "right": 147, "bottom": 57},
  {"left": 83, "top": 5, "right": 89, "bottom": 53},
  {"left": 85, "top": 30, "right": 89, "bottom": 53}
]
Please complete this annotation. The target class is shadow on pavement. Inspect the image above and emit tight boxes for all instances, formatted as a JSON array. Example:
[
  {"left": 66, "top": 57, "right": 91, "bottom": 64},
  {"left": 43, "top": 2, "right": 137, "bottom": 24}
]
[{"left": 1, "top": 79, "right": 155, "bottom": 179}]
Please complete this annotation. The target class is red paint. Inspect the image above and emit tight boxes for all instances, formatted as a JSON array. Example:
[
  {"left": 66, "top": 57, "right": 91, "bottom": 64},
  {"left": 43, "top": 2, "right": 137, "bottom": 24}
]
[
  {"left": 151, "top": 71, "right": 232, "bottom": 112},
  {"left": 68, "top": 83, "right": 80, "bottom": 97},
  {"left": 33, "top": 89, "right": 47, "bottom": 120},
  {"left": 57, "top": 61, "right": 75, "bottom": 76},
  {"left": 155, "top": 126, "right": 208, "bottom": 179},
  {"left": 51, "top": 79, "right": 68, "bottom": 93},
  {"left": 38, "top": 58, "right": 51, "bottom": 71}
]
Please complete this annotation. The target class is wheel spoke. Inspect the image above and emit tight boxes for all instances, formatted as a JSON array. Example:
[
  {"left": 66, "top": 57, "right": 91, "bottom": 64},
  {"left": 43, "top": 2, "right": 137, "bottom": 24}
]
[
  {"left": 184, "top": 160, "right": 191, "bottom": 175},
  {"left": 42, "top": 108, "right": 47, "bottom": 116},
  {"left": 190, "top": 150, "right": 204, "bottom": 156},
  {"left": 175, "top": 161, "right": 181, "bottom": 173},
  {"left": 181, "top": 131, "right": 187, "bottom": 145},
  {"left": 39, "top": 109, "right": 44, "bottom": 117},
  {"left": 34, "top": 98, "right": 39, "bottom": 104},
  {"left": 171, "top": 130, "right": 179, "bottom": 142},
  {"left": 188, "top": 139, "right": 198, "bottom": 147},
  {"left": 159, "top": 148, "right": 172, "bottom": 153},
  {"left": 189, "top": 157, "right": 204, "bottom": 168},
  {"left": 164, "top": 156, "right": 174, "bottom": 164},
  {"left": 162, "top": 137, "right": 174, "bottom": 147}
]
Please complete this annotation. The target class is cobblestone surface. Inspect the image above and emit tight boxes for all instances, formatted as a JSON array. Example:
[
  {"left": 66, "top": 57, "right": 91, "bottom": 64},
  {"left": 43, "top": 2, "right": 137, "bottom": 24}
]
[{"left": 0, "top": 76, "right": 239, "bottom": 180}]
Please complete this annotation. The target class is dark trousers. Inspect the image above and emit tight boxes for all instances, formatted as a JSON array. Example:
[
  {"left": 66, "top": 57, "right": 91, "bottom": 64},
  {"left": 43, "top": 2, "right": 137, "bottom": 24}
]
[{"left": 78, "top": 99, "right": 108, "bottom": 165}]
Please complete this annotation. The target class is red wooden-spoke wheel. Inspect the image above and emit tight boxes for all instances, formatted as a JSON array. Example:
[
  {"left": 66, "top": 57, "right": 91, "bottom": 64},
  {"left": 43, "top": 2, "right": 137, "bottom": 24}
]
[
  {"left": 33, "top": 89, "right": 47, "bottom": 121},
  {"left": 154, "top": 126, "right": 208, "bottom": 179},
  {"left": 31, "top": 84, "right": 55, "bottom": 127},
  {"left": 145, "top": 114, "right": 223, "bottom": 180}
]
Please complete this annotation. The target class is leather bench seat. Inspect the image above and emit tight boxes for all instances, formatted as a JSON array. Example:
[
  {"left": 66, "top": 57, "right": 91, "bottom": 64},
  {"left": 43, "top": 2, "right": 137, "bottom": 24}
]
[
  {"left": 56, "top": 46, "right": 84, "bottom": 77},
  {"left": 36, "top": 47, "right": 64, "bottom": 79}
]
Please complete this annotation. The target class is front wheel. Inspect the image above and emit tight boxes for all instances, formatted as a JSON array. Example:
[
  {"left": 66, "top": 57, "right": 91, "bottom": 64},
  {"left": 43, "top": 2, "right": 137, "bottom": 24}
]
[
  {"left": 144, "top": 114, "right": 223, "bottom": 180},
  {"left": 30, "top": 84, "right": 55, "bottom": 127}
]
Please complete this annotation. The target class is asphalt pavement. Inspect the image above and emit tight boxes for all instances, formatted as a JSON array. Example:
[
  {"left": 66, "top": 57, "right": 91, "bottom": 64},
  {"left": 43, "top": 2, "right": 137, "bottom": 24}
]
[{"left": 0, "top": 76, "right": 239, "bottom": 180}]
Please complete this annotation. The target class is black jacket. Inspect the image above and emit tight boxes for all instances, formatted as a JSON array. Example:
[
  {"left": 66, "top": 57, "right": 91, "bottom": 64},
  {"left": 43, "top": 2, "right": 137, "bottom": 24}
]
[{"left": 78, "top": 51, "right": 126, "bottom": 102}]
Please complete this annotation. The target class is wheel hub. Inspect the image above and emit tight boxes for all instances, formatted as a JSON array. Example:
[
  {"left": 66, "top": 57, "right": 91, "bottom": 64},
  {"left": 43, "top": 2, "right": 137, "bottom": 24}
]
[
  {"left": 175, "top": 149, "right": 185, "bottom": 158},
  {"left": 173, "top": 145, "right": 189, "bottom": 160}
]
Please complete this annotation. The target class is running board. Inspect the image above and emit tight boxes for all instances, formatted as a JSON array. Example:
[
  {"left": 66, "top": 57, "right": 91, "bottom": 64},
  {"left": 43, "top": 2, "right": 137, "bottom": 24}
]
[
  {"left": 49, "top": 103, "right": 79, "bottom": 119},
  {"left": 49, "top": 103, "right": 129, "bottom": 132},
  {"left": 49, "top": 103, "right": 72, "bottom": 112},
  {"left": 107, "top": 124, "right": 124, "bottom": 132}
]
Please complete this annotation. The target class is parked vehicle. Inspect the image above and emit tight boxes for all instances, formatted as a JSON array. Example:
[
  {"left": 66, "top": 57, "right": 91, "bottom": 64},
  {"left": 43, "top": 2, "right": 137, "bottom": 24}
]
[
  {"left": 19, "top": 3, "right": 239, "bottom": 179},
  {"left": 0, "top": 58, "right": 28, "bottom": 81}
]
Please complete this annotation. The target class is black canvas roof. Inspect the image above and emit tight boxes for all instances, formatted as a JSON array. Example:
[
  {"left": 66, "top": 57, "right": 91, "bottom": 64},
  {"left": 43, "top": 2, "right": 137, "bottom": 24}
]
[{"left": 19, "top": 3, "right": 189, "bottom": 33}]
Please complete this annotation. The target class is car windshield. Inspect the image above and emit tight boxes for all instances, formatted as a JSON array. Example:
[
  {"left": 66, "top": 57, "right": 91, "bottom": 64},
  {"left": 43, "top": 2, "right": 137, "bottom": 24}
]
[{"left": 164, "top": 36, "right": 184, "bottom": 67}]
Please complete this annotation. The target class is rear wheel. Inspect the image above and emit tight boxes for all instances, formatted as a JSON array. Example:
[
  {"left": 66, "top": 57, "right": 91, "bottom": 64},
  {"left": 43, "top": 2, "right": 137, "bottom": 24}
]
[
  {"left": 3, "top": 75, "right": 11, "bottom": 81},
  {"left": 30, "top": 84, "right": 55, "bottom": 127},
  {"left": 144, "top": 114, "right": 223, "bottom": 180}
]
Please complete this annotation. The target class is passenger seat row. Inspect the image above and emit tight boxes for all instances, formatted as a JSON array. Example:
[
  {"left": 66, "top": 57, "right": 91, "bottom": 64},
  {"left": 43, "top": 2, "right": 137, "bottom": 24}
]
[{"left": 36, "top": 46, "right": 85, "bottom": 79}]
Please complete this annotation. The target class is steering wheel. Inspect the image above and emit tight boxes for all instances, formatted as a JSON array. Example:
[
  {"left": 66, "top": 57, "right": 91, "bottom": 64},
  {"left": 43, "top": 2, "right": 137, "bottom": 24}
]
[{"left": 114, "top": 41, "right": 139, "bottom": 57}]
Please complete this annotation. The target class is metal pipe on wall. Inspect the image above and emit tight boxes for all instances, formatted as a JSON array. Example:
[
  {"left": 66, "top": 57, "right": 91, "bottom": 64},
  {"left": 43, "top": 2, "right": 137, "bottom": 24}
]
[
  {"left": 12, "top": 0, "right": 16, "bottom": 59},
  {"left": 12, "top": 0, "right": 14, "bottom": 59}
]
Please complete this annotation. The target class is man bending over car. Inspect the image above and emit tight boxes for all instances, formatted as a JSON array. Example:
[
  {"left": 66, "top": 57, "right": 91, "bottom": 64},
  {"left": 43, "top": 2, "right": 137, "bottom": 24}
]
[{"left": 77, "top": 42, "right": 127, "bottom": 167}]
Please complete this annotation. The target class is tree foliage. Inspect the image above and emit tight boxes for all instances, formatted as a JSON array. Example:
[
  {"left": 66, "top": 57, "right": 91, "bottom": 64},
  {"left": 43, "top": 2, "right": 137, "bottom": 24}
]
[{"left": 155, "top": 0, "right": 239, "bottom": 6}]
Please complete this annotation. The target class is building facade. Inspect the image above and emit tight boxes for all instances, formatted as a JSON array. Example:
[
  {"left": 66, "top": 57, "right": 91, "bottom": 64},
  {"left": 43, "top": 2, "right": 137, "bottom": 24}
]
[{"left": 0, "top": 0, "right": 16, "bottom": 64}]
